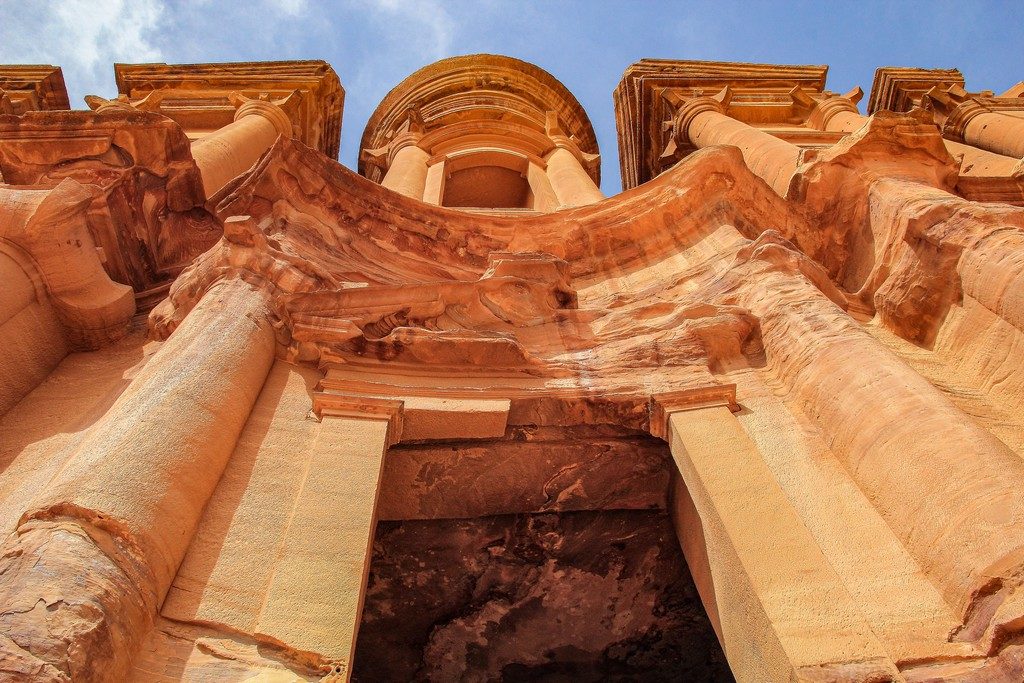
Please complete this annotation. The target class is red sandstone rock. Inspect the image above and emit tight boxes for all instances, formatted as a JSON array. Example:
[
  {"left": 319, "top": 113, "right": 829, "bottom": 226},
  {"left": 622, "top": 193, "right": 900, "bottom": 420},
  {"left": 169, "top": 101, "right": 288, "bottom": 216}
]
[{"left": 3, "top": 55, "right": 1024, "bottom": 683}]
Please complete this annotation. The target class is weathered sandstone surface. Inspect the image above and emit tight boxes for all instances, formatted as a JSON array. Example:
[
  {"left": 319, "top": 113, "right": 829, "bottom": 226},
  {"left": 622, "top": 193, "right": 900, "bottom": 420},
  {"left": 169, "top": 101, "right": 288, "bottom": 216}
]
[{"left": 4, "top": 56, "right": 1024, "bottom": 682}]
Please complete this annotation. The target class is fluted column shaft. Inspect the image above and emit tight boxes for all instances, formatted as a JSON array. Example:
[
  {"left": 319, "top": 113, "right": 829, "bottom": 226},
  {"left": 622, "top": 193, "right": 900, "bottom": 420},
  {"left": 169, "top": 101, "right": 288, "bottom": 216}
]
[
  {"left": 190, "top": 100, "right": 292, "bottom": 196},
  {"left": 544, "top": 138, "right": 603, "bottom": 208},
  {"left": 380, "top": 134, "right": 430, "bottom": 200},
  {"left": 0, "top": 278, "right": 275, "bottom": 680}
]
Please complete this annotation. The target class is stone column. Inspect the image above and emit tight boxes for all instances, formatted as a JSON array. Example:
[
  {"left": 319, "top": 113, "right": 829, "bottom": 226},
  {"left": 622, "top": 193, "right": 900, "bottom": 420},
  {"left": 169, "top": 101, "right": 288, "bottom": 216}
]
[
  {"left": 544, "top": 136, "right": 604, "bottom": 208},
  {"left": 0, "top": 278, "right": 275, "bottom": 680},
  {"left": 945, "top": 138, "right": 1021, "bottom": 176},
  {"left": 926, "top": 87, "right": 1024, "bottom": 160},
  {"left": 807, "top": 94, "right": 866, "bottom": 134},
  {"left": 380, "top": 132, "right": 430, "bottom": 200},
  {"left": 190, "top": 98, "right": 292, "bottom": 197},
  {"left": 254, "top": 394, "right": 402, "bottom": 680},
  {"left": 676, "top": 95, "right": 800, "bottom": 197},
  {"left": 654, "top": 396, "right": 898, "bottom": 681},
  {"left": 738, "top": 243, "right": 1024, "bottom": 626},
  {"left": 960, "top": 109, "right": 1024, "bottom": 159},
  {"left": 526, "top": 160, "right": 559, "bottom": 212},
  {"left": 809, "top": 98, "right": 1021, "bottom": 176}
]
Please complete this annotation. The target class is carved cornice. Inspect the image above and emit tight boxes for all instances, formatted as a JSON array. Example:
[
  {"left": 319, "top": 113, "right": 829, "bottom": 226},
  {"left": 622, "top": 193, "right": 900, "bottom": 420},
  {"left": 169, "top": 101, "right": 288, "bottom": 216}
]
[
  {"left": 614, "top": 59, "right": 828, "bottom": 189},
  {"left": 0, "top": 65, "right": 70, "bottom": 114},
  {"left": 114, "top": 60, "right": 343, "bottom": 158},
  {"left": 359, "top": 54, "right": 599, "bottom": 185},
  {"left": 149, "top": 138, "right": 795, "bottom": 427},
  {"left": 867, "top": 66, "right": 964, "bottom": 114}
]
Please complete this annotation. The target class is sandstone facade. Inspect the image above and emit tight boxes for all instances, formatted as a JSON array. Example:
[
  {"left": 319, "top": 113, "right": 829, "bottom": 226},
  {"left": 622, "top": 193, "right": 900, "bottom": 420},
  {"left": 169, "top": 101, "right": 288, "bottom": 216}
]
[{"left": 2, "top": 55, "right": 1024, "bottom": 682}]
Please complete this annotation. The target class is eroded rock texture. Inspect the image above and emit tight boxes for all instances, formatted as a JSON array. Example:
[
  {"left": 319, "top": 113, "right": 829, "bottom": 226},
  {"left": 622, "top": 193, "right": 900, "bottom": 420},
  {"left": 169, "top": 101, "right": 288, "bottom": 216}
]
[
  {"left": 354, "top": 511, "right": 732, "bottom": 682},
  {"left": 7, "top": 52, "right": 1024, "bottom": 683}
]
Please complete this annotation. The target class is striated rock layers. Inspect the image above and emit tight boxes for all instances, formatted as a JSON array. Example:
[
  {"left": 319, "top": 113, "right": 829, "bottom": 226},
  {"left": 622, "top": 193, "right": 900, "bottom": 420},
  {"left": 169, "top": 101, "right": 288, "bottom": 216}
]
[{"left": 4, "top": 55, "right": 1024, "bottom": 682}]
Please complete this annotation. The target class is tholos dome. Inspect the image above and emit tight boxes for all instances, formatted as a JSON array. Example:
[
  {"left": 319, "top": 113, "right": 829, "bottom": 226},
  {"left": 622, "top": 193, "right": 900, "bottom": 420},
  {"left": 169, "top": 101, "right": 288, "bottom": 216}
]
[{"left": 359, "top": 54, "right": 603, "bottom": 212}]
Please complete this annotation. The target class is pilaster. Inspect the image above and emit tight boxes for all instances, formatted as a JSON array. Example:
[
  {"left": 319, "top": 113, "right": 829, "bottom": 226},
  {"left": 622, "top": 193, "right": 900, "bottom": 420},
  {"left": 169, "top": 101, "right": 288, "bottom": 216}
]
[
  {"left": 651, "top": 393, "right": 900, "bottom": 681},
  {"left": 253, "top": 393, "right": 403, "bottom": 680}
]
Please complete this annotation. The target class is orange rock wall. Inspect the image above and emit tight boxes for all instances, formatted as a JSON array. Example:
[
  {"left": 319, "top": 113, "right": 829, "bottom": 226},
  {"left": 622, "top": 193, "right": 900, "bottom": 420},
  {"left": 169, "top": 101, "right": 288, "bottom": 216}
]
[{"left": 6, "top": 55, "right": 1024, "bottom": 683}]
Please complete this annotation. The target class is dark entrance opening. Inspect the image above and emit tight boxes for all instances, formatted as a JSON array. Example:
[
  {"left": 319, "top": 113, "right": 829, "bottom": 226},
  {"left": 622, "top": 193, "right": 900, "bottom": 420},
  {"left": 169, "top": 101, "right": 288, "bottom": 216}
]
[{"left": 352, "top": 426, "right": 733, "bottom": 682}]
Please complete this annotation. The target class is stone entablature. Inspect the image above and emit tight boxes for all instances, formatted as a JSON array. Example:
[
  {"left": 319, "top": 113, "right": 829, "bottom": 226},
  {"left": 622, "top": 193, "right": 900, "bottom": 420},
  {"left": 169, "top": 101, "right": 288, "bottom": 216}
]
[
  {"left": 868, "top": 66, "right": 1024, "bottom": 151},
  {"left": 113, "top": 60, "right": 344, "bottom": 158},
  {"left": 866, "top": 66, "right": 1024, "bottom": 202},
  {"left": 617, "top": 59, "right": 1024, "bottom": 206},
  {"left": 0, "top": 61, "right": 345, "bottom": 310},
  {"left": 867, "top": 66, "right": 966, "bottom": 114},
  {"left": 614, "top": 59, "right": 838, "bottom": 188},
  {"left": 0, "top": 65, "right": 70, "bottom": 115}
]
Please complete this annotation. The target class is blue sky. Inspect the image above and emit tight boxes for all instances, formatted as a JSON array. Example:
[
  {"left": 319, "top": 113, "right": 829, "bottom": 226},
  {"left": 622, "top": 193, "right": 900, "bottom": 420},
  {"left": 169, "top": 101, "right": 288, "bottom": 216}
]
[{"left": 2, "top": 0, "right": 1022, "bottom": 193}]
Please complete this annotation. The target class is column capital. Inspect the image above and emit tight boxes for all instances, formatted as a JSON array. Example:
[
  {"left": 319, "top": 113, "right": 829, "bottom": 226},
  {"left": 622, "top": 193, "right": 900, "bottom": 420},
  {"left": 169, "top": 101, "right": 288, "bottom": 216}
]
[
  {"left": 672, "top": 87, "right": 732, "bottom": 146},
  {"left": 231, "top": 95, "right": 293, "bottom": 138},
  {"left": 545, "top": 111, "right": 600, "bottom": 168},
  {"left": 360, "top": 129, "right": 426, "bottom": 173},
  {"left": 922, "top": 85, "right": 989, "bottom": 142},
  {"left": 388, "top": 130, "right": 425, "bottom": 161},
  {"left": 806, "top": 88, "right": 864, "bottom": 131},
  {"left": 312, "top": 392, "right": 404, "bottom": 446},
  {"left": 546, "top": 133, "right": 599, "bottom": 165},
  {"left": 649, "top": 384, "right": 738, "bottom": 440}
]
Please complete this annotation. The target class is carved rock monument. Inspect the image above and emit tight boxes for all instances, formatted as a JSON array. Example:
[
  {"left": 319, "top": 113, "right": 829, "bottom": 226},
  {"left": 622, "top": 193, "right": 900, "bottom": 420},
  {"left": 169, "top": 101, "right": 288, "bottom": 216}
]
[{"left": 3, "top": 54, "right": 1024, "bottom": 682}]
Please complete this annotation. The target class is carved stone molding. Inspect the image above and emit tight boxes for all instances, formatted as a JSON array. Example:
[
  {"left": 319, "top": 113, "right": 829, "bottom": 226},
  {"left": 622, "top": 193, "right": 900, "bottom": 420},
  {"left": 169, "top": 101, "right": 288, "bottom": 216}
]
[
  {"left": 867, "top": 66, "right": 965, "bottom": 114},
  {"left": 649, "top": 384, "right": 739, "bottom": 441},
  {"left": 114, "top": 60, "right": 344, "bottom": 158},
  {"left": 0, "top": 110, "right": 219, "bottom": 307},
  {"left": 312, "top": 392, "right": 404, "bottom": 445},
  {"left": 359, "top": 54, "right": 599, "bottom": 187},
  {"left": 614, "top": 59, "right": 828, "bottom": 188},
  {"left": 0, "top": 65, "right": 69, "bottom": 114}
]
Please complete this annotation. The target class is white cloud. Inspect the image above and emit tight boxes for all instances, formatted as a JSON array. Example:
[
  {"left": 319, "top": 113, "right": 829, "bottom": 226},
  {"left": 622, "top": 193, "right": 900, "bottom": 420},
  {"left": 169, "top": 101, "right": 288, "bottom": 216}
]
[
  {"left": 273, "top": 0, "right": 309, "bottom": 17},
  {"left": 361, "top": 0, "right": 454, "bottom": 59},
  {"left": 0, "top": 0, "right": 164, "bottom": 105}
]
